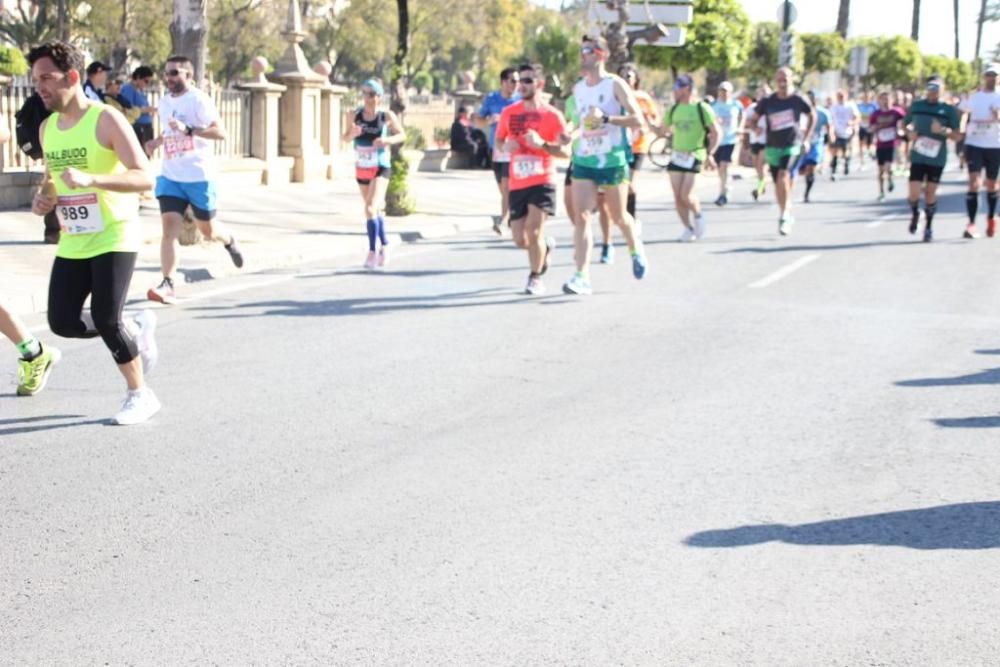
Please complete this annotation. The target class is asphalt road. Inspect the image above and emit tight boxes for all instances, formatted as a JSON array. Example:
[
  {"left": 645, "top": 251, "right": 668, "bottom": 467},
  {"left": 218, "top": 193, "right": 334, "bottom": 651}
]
[{"left": 3, "top": 162, "right": 1000, "bottom": 665}]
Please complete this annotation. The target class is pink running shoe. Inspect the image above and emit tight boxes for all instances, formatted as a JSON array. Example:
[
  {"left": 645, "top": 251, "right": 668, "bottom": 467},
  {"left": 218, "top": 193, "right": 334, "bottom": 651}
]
[
  {"left": 377, "top": 247, "right": 390, "bottom": 268},
  {"left": 364, "top": 250, "right": 377, "bottom": 269}
]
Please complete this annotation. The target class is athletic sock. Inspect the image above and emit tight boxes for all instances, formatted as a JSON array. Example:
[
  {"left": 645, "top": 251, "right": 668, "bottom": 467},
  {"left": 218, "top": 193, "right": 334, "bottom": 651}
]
[
  {"left": 376, "top": 215, "right": 388, "bottom": 246},
  {"left": 16, "top": 337, "right": 42, "bottom": 360},
  {"left": 910, "top": 200, "right": 920, "bottom": 217},
  {"left": 805, "top": 174, "right": 815, "bottom": 198},
  {"left": 626, "top": 192, "right": 636, "bottom": 218},
  {"left": 365, "top": 219, "right": 377, "bottom": 251},
  {"left": 988, "top": 192, "right": 998, "bottom": 218},
  {"left": 925, "top": 202, "right": 937, "bottom": 229},
  {"left": 756, "top": 177, "right": 765, "bottom": 192},
  {"left": 844, "top": 157, "right": 851, "bottom": 173},
  {"left": 831, "top": 156, "right": 838, "bottom": 172},
  {"left": 966, "top": 192, "right": 979, "bottom": 223}
]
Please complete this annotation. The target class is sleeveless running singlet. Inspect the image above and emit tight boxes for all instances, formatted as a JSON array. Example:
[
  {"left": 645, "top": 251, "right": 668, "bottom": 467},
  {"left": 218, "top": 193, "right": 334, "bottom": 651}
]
[
  {"left": 354, "top": 109, "right": 391, "bottom": 180},
  {"left": 571, "top": 77, "right": 629, "bottom": 169},
  {"left": 43, "top": 104, "right": 140, "bottom": 259}
]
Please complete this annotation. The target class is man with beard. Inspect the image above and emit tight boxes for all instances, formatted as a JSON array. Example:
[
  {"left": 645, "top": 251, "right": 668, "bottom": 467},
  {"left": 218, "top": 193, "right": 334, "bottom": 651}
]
[
  {"left": 27, "top": 40, "right": 160, "bottom": 423},
  {"left": 145, "top": 55, "right": 243, "bottom": 304}
]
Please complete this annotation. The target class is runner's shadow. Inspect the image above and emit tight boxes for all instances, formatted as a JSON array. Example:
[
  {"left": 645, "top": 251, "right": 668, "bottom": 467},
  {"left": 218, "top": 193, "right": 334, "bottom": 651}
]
[
  {"left": 933, "top": 415, "right": 1000, "bottom": 428},
  {"left": 896, "top": 367, "right": 1000, "bottom": 387},
  {"left": 192, "top": 287, "right": 572, "bottom": 319},
  {"left": 716, "top": 240, "right": 917, "bottom": 254},
  {"left": 0, "top": 416, "right": 107, "bottom": 436},
  {"left": 685, "top": 502, "right": 1000, "bottom": 550}
]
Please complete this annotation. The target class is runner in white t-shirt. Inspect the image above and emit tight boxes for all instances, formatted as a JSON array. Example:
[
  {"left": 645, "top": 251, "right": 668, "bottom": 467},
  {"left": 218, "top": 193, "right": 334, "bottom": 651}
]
[
  {"left": 829, "top": 90, "right": 859, "bottom": 179},
  {"left": 144, "top": 55, "right": 243, "bottom": 304},
  {"left": 959, "top": 64, "right": 1000, "bottom": 239}
]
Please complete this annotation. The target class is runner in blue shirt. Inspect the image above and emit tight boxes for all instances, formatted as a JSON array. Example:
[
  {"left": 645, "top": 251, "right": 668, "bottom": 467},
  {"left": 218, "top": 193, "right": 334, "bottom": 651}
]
[
  {"left": 710, "top": 81, "right": 743, "bottom": 206},
  {"left": 477, "top": 68, "right": 520, "bottom": 233},
  {"left": 857, "top": 90, "right": 879, "bottom": 168},
  {"left": 793, "top": 91, "right": 834, "bottom": 203},
  {"left": 119, "top": 66, "right": 157, "bottom": 149}
]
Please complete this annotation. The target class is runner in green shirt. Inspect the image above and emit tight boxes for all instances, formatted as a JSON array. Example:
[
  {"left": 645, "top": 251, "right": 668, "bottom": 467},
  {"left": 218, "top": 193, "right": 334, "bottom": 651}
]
[
  {"left": 905, "top": 76, "right": 962, "bottom": 242},
  {"left": 659, "top": 74, "right": 719, "bottom": 241}
]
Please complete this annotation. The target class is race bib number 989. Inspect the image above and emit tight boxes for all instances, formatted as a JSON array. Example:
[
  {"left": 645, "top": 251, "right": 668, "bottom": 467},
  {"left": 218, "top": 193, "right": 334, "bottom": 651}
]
[{"left": 56, "top": 193, "right": 104, "bottom": 235}]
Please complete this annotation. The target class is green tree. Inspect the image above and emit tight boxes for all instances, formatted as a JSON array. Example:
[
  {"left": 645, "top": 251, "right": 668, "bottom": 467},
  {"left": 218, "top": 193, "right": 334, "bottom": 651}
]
[
  {"left": 634, "top": 0, "right": 752, "bottom": 78},
  {"left": 800, "top": 32, "right": 847, "bottom": 74},
  {"left": 523, "top": 18, "right": 578, "bottom": 97},
  {"left": 208, "top": 0, "right": 286, "bottom": 86},
  {"left": 0, "top": 44, "right": 29, "bottom": 75},
  {"left": 868, "top": 35, "right": 922, "bottom": 88},
  {"left": 923, "top": 54, "right": 976, "bottom": 93}
]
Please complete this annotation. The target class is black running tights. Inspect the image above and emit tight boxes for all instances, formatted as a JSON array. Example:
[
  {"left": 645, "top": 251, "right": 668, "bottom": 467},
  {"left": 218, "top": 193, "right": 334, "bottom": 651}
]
[{"left": 48, "top": 252, "right": 139, "bottom": 365}]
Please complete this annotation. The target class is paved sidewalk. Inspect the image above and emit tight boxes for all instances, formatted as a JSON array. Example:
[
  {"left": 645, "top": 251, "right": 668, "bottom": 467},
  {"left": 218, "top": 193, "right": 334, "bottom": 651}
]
[{"left": 0, "top": 158, "right": 751, "bottom": 314}]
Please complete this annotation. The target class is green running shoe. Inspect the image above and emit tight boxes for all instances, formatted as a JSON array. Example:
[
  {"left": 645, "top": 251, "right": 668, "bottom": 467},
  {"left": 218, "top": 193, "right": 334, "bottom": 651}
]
[{"left": 17, "top": 344, "right": 61, "bottom": 396}]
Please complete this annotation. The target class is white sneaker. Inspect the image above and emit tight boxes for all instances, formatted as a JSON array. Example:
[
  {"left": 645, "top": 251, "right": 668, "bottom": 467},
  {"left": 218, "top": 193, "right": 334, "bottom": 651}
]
[
  {"left": 113, "top": 387, "right": 161, "bottom": 425},
  {"left": 677, "top": 227, "right": 695, "bottom": 242},
  {"left": 132, "top": 309, "right": 158, "bottom": 375},
  {"left": 377, "top": 246, "right": 390, "bottom": 268},
  {"left": 525, "top": 275, "right": 546, "bottom": 295},
  {"left": 693, "top": 215, "right": 706, "bottom": 240},
  {"left": 364, "top": 251, "right": 377, "bottom": 270}
]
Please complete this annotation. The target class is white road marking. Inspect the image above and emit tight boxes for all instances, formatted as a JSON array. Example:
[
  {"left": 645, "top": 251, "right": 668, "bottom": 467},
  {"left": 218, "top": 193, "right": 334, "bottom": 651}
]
[
  {"left": 866, "top": 213, "right": 900, "bottom": 229},
  {"left": 748, "top": 254, "right": 821, "bottom": 289}
]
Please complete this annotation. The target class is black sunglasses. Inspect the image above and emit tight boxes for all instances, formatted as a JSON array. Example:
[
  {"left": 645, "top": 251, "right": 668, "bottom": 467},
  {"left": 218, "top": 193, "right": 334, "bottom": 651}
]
[
  {"left": 519, "top": 77, "right": 535, "bottom": 85},
  {"left": 163, "top": 68, "right": 184, "bottom": 77}
]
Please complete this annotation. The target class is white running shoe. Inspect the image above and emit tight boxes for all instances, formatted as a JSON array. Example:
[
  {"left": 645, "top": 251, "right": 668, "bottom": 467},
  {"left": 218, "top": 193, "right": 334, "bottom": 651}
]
[
  {"left": 113, "top": 387, "right": 161, "bottom": 425},
  {"left": 364, "top": 250, "right": 377, "bottom": 270},
  {"left": 377, "top": 246, "right": 390, "bottom": 268},
  {"left": 677, "top": 227, "right": 695, "bottom": 242},
  {"left": 693, "top": 215, "right": 706, "bottom": 240},
  {"left": 525, "top": 275, "right": 546, "bottom": 295},
  {"left": 132, "top": 309, "right": 159, "bottom": 376}
]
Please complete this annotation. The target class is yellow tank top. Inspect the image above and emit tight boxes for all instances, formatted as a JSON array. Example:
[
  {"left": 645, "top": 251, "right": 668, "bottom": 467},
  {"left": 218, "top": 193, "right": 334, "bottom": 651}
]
[{"left": 44, "top": 103, "right": 139, "bottom": 259}]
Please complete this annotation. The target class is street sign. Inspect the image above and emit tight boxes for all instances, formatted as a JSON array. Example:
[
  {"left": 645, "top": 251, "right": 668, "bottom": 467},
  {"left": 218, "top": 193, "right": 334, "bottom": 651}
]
[
  {"left": 776, "top": 1, "right": 797, "bottom": 27},
  {"left": 778, "top": 31, "right": 795, "bottom": 67},
  {"left": 594, "top": 1, "right": 694, "bottom": 27},
  {"left": 642, "top": 28, "right": 687, "bottom": 47},
  {"left": 848, "top": 46, "right": 869, "bottom": 77}
]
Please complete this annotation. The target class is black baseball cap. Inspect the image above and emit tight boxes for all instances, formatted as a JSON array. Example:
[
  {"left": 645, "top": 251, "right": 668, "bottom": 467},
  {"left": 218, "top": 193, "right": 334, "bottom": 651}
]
[{"left": 86, "top": 61, "right": 109, "bottom": 76}]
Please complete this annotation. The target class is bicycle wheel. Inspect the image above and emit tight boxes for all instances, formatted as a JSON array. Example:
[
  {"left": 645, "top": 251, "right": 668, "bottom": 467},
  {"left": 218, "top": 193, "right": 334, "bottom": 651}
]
[{"left": 647, "top": 134, "right": 672, "bottom": 169}]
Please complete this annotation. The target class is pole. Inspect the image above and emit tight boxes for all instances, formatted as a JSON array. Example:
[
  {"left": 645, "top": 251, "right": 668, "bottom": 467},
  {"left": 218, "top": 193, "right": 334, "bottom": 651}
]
[{"left": 782, "top": 0, "right": 790, "bottom": 30}]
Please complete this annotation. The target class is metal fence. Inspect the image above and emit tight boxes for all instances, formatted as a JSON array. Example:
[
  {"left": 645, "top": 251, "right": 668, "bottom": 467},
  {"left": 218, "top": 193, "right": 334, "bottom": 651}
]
[{"left": 1, "top": 83, "right": 252, "bottom": 172}]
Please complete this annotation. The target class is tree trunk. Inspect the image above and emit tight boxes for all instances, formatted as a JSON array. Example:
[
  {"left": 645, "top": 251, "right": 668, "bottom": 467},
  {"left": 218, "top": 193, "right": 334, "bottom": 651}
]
[
  {"left": 604, "top": 0, "right": 631, "bottom": 74},
  {"left": 111, "top": 0, "right": 130, "bottom": 75},
  {"left": 836, "top": 0, "right": 850, "bottom": 38},
  {"left": 976, "top": 0, "right": 988, "bottom": 66},
  {"left": 955, "top": 0, "right": 961, "bottom": 58},
  {"left": 911, "top": 0, "right": 921, "bottom": 42},
  {"left": 170, "top": 0, "right": 209, "bottom": 86},
  {"left": 386, "top": 0, "right": 414, "bottom": 216}
]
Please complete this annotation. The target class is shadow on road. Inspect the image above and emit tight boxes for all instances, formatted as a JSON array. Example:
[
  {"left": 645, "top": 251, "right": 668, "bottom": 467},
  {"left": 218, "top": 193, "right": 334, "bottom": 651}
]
[
  {"left": 685, "top": 502, "right": 1000, "bottom": 550},
  {"left": 191, "top": 287, "right": 573, "bottom": 319},
  {"left": 933, "top": 415, "right": 1000, "bottom": 428},
  {"left": 0, "top": 414, "right": 107, "bottom": 436},
  {"left": 896, "top": 367, "right": 1000, "bottom": 387},
  {"left": 716, "top": 239, "right": 917, "bottom": 254}
]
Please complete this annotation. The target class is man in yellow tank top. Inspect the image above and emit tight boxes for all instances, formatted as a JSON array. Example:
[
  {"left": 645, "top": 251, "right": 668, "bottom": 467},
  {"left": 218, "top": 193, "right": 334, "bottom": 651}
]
[
  {"left": 0, "top": 106, "right": 61, "bottom": 396},
  {"left": 28, "top": 40, "right": 162, "bottom": 425}
]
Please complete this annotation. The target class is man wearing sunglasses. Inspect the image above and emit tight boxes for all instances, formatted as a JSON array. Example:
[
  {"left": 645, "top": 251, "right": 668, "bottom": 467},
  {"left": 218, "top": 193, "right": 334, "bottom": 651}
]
[
  {"left": 145, "top": 55, "right": 243, "bottom": 304},
  {"left": 495, "top": 63, "right": 570, "bottom": 295},
  {"left": 478, "top": 68, "right": 520, "bottom": 234},
  {"left": 563, "top": 35, "right": 649, "bottom": 296}
]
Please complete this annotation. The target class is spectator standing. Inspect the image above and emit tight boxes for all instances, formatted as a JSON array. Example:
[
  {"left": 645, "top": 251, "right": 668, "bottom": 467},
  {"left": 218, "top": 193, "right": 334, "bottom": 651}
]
[
  {"left": 119, "top": 66, "right": 156, "bottom": 148},
  {"left": 82, "top": 61, "right": 108, "bottom": 102}
]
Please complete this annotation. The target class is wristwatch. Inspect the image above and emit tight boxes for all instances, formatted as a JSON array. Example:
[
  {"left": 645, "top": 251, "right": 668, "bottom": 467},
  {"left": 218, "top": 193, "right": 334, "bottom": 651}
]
[
  {"left": 601, "top": 112, "right": 610, "bottom": 125},
  {"left": 185, "top": 125, "right": 197, "bottom": 136}
]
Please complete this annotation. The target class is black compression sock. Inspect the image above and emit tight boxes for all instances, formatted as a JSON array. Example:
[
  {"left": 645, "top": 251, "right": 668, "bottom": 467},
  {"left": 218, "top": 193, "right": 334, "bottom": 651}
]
[
  {"left": 989, "top": 191, "right": 999, "bottom": 218},
  {"left": 925, "top": 202, "right": 937, "bottom": 229},
  {"left": 805, "top": 174, "right": 815, "bottom": 198},
  {"left": 844, "top": 157, "right": 851, "bottom": 173},
  {"left": 966, "top": 191, "right": 979, "bottom": 223},
  {"left": 831, "top": 156, "right": 838, "bottom": 172},
  {"left": 627, "top": 192, "right": 636, "bottom": 218}
]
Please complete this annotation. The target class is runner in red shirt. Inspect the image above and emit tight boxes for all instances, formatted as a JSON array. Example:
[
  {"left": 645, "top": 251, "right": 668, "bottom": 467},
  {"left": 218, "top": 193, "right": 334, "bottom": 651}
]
[
  {"left": 869, "top": 91, "right": 906, "bottom": 201},
  {"left": 496, "top": 63, "right": 571, "bottom": 295}
]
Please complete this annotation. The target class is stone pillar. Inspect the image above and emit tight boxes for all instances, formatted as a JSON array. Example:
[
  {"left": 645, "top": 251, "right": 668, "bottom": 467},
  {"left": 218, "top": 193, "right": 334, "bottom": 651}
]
[
  {"left": 236, "top": 57, "right": 290, "bottom": 185},
  {"left": 314, "top": 62, "right": 349, "bottom": 180},
  {"left": 269, "top": 0, "right": 332, "bottom": 182}
]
